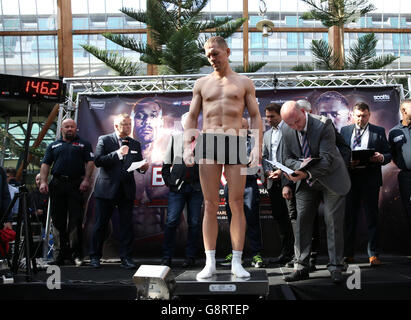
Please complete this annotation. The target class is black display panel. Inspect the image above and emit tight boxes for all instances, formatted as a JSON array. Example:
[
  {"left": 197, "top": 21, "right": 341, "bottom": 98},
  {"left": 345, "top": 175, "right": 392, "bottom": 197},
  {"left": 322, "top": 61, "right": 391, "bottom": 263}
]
[{"left": 0, "top": 74, "right": 65, "bottom": 103}]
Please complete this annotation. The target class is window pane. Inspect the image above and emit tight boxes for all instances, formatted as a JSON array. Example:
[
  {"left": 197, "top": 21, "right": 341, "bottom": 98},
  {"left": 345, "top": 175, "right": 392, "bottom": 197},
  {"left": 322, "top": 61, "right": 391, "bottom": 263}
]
[
  {"left": 73, "top": 18, "right": 89, "bottom": 30},
  {"left": 106, "top": 0, "right": 124, "bottom": 14},
  {"left": 36, "top": 0, "right": 56, "bottom": 15},
  {"left": 71, "top": 0, "right": 88, "bottom": 14},
  {"left": 19, "top": 0, "right": 38, "bottom": 15},
  {"left": 88, "top": 0, "right": 106, "bottom": 14},
  {"left": 38, "top": 17, "right": 56, "bottom": 31},
  {"left": 107, "top": 16, "right": 123, "bottom": 29},
  {"left": 2, "top": 1, "right": 19, "bottom": 15},
  {"left": 3, "top": 19, "right": 21, "bottom": 31}
]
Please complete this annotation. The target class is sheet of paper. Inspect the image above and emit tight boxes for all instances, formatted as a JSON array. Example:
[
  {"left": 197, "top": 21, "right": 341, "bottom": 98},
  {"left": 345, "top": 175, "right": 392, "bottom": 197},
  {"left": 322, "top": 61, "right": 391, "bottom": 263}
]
[
  {"left": 264, "top": 159, "right": 294, "bottom": 175},
  {"left": 127, "top": 159, "right": 147, "bottom": 172}
]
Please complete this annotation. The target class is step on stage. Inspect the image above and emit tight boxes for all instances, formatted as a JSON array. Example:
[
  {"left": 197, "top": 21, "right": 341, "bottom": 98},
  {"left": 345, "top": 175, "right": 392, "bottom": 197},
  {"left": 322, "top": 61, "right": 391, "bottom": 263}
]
[
  {"left": 1, "top": 255, "right": 411, "bottom": 300},
  {"left": 174, "top": 270, "right": 269, "bottom": 298}
]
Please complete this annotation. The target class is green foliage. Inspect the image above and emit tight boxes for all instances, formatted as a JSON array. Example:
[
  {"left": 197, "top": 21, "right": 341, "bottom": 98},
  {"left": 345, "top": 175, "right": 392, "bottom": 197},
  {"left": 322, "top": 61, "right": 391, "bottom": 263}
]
[
  {"left": 291, "top": 63, "right": 314, "bottom": 71},
  {"left": 82, "top": 0, "right": 246, "bottom": 75},
  {"left": 345, "top": 33, "right": 398, "bottom": 69},
  {"left": 81, "top": 44, "right": 143, "bottom": 76},
  {"left": 295, "top": 33, "right": 398, "bottom": 71},
  {"left": 300, "top": 0, "right": 375, "bottom": 27},
  {"left": 311, "top": 39, "right": 340, "bottom": 70}
]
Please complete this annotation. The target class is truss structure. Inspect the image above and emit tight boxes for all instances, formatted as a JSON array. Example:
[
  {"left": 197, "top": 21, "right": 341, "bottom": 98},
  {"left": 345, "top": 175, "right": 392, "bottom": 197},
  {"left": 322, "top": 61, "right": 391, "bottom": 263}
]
[{"left": 62, "top": 68, "right": 411, "bottom": 117}]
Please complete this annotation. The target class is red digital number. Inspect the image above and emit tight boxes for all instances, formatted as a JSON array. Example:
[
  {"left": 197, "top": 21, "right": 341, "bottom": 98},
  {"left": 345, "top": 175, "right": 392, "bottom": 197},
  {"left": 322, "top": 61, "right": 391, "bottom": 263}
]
[
  {"left": 25, "top": 81, "right": 30, "bottom": 92},
  {"left": 49, "top": 82, "right": 59, "bottom": 96},
  {"left": 31, "top": 81, "right": 40, "bottom": 93},
  {"left": 40, "top": 81, "right": 49, "bottom": 95}
]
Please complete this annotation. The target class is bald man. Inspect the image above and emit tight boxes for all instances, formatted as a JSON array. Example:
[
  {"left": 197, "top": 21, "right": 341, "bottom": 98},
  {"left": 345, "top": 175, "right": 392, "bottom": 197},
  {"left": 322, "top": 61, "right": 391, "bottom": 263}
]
[
  {"left": 40, "top": 118, "right": 94, "bottom": 266},
  {"left": 280, "top": 101, "right": 351, "bottom": 284}
]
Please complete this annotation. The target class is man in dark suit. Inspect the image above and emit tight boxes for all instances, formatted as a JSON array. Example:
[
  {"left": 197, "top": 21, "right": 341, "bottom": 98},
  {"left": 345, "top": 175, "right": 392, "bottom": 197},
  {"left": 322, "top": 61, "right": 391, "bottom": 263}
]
[
  {"left": 161, "top": 113, "right": 203, "bottom": 268},
  {"left": 280, "top": 100, "right": 351, "bottom": 283},
  {"left": 341, "top": 102, "right": 392, "bottom": 267},
  {"left": 262, "top": 103, "right": 294, "bottom": 266},
  {"left": 89, "top": 113, "right": 149, "bottom": 269}
]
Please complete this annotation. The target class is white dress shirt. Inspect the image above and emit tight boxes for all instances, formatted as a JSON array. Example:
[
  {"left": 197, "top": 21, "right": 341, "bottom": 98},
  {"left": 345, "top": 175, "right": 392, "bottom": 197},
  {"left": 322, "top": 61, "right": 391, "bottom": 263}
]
[
  {"left": 350, "top": 124, "right": 370, "bottom": 150},
  {"left": 270, "top": 120, "right": 284, "bottom": 162}
]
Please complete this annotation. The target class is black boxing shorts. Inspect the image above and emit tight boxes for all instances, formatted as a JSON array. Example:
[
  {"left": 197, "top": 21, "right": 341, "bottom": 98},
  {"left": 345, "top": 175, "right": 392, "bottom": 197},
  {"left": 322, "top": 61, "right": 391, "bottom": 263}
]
[{"left": 196, "top": 133, "right": 248, "bottom": 165}]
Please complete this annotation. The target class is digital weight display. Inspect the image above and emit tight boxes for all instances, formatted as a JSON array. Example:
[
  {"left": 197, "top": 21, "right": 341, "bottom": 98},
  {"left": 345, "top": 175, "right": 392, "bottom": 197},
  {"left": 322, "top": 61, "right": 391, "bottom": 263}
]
[{"left": 0, "top": 74, "right": 65, "bottom": 102}]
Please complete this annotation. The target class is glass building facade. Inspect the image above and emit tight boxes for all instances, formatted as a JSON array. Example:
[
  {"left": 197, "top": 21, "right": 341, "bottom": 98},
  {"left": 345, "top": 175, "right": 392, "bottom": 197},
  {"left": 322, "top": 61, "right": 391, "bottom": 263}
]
[{"left": 1, "top": 0, "right": 411, "bottom": 77}]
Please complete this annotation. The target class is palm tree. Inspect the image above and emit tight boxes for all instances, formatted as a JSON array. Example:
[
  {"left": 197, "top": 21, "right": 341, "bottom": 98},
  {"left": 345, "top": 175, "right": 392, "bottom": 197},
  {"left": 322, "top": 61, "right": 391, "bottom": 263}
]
[
  {"left": 81, "top": 0, "right": 247, "bottom": 75},
  {"left": 301, "top": 0, "right": 376, "bottom": 69},
  {"left": 293, "top": 33, "right": 398, "bottom": 71}
]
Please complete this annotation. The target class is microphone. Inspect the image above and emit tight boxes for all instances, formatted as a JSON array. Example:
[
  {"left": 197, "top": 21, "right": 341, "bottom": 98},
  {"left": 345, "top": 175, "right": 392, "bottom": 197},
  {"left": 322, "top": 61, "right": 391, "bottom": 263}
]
[
  {"left": 121, "top": 138, "right": 129, "bottom": 146},
  {"left": 121, "top": 138, "right": 129, "bottom": 161}
]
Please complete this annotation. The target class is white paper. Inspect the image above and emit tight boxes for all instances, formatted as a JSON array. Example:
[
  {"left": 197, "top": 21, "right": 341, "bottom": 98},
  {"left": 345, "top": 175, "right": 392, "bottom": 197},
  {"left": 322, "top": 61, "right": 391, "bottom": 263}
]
[
  {"left": 127, "top": 159, "right": 147, "bottom": 172},
  {"left": 264, "top": 159, "right": 294, "bottom": 175}
]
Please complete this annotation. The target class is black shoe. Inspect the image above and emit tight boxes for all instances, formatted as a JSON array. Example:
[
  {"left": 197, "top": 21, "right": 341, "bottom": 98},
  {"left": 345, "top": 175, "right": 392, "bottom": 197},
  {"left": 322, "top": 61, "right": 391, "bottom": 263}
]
[
  {"left": 182, "top": 257, "right": 196, "bottom": 268},
  {"left": 284, "top": 269, "right": 309, "bottom": 282},
  {"left": 90, "top": 258, "right": 101, "bottom": 268},
  {"left": 309, "top": 263, "right": 317, "bottom": 273},
  {"left": 121, "top": 258, "right": 136, "bottom": 269},
  {"left": 331, "top": 270, "right": 343, "bottom": 284},
  {"left": 271, "top": 255, "right": 292, "bottom": 265},
  {"left": 161, "top": 258, "right": 172, "bottom": 267}
]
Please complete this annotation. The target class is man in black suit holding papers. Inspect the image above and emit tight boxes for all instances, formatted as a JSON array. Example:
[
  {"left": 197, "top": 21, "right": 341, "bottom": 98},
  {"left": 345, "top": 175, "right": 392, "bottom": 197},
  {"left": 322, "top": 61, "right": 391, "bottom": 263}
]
[
  {"left": 89, "top": 113, "right": 149, "bottom": 269},
  {"left": 340, "top": 102, "right": 391, "bottom": 267}
]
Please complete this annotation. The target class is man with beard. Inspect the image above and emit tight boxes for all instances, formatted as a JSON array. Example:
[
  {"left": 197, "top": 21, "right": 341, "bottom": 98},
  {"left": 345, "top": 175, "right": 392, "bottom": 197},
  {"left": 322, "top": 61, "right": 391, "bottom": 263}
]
[{"left": 40, "top": 119, "right": 94, "bottom": 266}]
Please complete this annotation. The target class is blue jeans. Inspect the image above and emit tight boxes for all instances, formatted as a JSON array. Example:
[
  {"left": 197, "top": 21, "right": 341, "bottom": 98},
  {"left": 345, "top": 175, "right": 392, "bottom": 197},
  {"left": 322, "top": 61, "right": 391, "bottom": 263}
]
[
  {"left": 224, "top": 178, "right": 262, "bottom": 256},
  {"left": 162, "top": 183, "right": 203, "bottom": 259}
]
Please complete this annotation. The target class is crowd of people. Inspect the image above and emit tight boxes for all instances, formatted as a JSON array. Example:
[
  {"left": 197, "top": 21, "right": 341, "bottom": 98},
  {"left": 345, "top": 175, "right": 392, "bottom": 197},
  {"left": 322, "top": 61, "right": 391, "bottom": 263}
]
[{"left": 0, "top": 36, "right": 410, "bottom": 286}]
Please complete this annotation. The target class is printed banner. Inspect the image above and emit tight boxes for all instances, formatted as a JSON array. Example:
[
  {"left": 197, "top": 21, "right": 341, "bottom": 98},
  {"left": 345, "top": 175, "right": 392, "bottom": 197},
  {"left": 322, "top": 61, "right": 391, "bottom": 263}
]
[{"left": 77, "top": 86, "right": 408, "bottom": 257}]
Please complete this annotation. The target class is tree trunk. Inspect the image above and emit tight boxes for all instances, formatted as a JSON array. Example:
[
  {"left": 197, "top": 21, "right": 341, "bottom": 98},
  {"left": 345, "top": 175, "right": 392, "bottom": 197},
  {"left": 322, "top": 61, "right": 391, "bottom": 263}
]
[
  {"left": 327, "top": 0, "right": 344, "bottom": 69},
  {"left": 328, "top": 25, "right": 344, "bottom": 69},
  {"left": 146, "top": 0, "right": 158, "bottom": 75}
]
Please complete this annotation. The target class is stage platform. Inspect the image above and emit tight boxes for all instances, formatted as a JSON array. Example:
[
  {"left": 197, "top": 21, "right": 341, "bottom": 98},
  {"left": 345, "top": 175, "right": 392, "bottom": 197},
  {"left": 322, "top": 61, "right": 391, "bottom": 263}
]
[{"left": 1, "top": 255, "right": 411, "bottom": 300}]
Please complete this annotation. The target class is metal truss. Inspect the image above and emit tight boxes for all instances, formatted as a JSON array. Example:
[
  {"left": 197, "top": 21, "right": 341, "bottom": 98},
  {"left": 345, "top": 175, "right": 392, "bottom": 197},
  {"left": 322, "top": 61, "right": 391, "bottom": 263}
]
[{"left": 63, "top": 68, "right": 411, "bottom": 111}]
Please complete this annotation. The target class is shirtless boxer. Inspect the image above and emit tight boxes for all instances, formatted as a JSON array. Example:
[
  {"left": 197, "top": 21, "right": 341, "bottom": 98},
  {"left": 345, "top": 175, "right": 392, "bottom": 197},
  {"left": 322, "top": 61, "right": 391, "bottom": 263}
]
[{"left": 183, "top": 36, "right": 263, "bottom": 279}]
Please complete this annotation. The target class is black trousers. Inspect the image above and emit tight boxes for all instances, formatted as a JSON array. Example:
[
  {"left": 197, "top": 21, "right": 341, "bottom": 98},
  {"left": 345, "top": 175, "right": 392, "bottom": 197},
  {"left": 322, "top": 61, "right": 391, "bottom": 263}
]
[
  {"left": 344, "top": 173, "right": 380, "bottom": 258},
  {"left": 398, "top": 170, "right": 411, "bottom": 232},
  {"left": 49, "top": 177, "right": 84, "bottom": 260},
  {"left": 89, "top": 185, "right": 134, "bottom": 260},
  {"left": 268, "top": 182, "right": 294, "bottom": 257}
]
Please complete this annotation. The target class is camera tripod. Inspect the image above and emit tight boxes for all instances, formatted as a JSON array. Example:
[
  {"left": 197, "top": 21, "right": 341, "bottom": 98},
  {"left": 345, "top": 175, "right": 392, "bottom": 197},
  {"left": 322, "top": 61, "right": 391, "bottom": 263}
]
[{"left": 5, "top": 103, "right": 38, "bottom": 281}]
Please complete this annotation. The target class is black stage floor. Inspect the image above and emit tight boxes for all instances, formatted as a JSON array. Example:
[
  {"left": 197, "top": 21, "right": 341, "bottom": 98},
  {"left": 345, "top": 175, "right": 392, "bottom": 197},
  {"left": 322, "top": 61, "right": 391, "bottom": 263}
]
[{"left": 1, "top": 254, "right": 411, "bottom": 300}]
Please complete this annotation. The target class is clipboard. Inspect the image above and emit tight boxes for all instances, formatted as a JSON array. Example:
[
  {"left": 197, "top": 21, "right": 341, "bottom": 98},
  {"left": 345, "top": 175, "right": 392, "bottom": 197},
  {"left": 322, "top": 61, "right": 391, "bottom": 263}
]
[
  {"left": 298, "top": 157, "right": 320, "bottom": 171},
  {"left": 264, "top": 158, "right": 320, "bottom": 177},
  {"left": 351, "top": 149, "right": 375, "bottom": 165}
]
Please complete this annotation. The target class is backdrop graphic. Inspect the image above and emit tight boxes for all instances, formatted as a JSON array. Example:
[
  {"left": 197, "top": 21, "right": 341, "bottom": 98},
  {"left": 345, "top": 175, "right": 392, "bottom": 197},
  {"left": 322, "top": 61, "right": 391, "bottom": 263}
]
[{"left": 77, "top": 86, "right": 410, "bottom": 258}]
